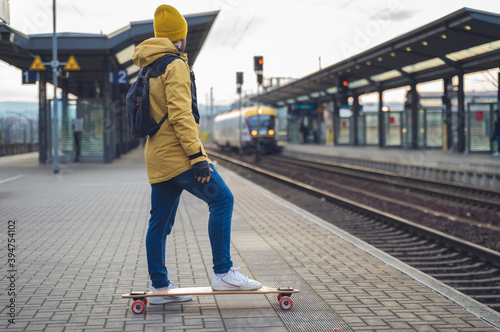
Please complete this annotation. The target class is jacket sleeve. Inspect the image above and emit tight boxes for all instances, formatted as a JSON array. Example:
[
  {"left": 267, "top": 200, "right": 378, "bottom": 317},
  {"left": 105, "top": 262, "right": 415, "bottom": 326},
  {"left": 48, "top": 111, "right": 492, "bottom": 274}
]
[{"left": 164, "top": 59, "right": 207, "bottom": 165}]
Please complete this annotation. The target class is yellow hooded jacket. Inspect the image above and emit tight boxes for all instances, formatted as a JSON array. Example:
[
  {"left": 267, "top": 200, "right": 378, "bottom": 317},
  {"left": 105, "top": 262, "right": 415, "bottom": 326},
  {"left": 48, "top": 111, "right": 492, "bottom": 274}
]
[{"left": 132, "top": 37, "right": 210, "bottom": 184}]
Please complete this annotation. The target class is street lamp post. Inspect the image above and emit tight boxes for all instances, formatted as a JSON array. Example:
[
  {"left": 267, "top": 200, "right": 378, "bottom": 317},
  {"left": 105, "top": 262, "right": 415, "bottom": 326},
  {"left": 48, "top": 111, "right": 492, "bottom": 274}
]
[{"left": 52, "top": 0, "right": 59, "bottom": 173}]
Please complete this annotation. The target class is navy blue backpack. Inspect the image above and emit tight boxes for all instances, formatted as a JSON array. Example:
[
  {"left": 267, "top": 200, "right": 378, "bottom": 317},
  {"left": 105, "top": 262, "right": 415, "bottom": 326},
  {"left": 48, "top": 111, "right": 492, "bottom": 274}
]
[{"left": 126, "top": 55, "right": 180, "bottom": 138}]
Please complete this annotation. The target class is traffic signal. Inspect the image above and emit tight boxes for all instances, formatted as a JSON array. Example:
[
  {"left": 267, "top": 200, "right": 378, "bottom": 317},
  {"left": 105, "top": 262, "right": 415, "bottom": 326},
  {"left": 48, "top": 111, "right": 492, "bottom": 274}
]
[
  {"left": 338, "top": 76, "right": 349, "bottom": 93},
  {"left": 337, "top": 76, "right": 349, "bottom": 107},
  {"left": 257, "top": 73, "right": 263, "bottom": 85},
  {"left": 236, "top": 72, "right": 243, "bottom": 85},
  {"left": 254, "top": 56, "right": 263, "bottom": 72}
]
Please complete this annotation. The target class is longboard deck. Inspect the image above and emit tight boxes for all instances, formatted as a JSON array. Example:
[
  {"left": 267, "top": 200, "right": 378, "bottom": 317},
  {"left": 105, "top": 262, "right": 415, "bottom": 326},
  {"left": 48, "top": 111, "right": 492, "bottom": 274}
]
[{"left": 122, "top": 286, "right": 299, "bottom": 298}]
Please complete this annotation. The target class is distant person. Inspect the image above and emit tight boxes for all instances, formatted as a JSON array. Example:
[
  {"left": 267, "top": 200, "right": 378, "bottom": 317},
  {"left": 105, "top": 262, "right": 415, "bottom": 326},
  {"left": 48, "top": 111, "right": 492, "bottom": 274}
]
[
  {"left": 299, "top": 121, "right": 308, "bottom": 143},
  {"left": 71, "top": 118, "right": 83, "bottom": 162},
  {"left": 492, "top": 110, "right": 500, "bottom": 157},
  {"left": 132, "top": 4, "right": 261, "bottom": 305}
]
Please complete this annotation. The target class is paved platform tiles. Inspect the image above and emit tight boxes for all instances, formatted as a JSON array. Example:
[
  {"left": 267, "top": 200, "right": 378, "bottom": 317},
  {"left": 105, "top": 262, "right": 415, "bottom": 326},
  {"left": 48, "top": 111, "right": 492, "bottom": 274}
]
[{"left": 0, "top": 150, "right": 499, "bottom": 331}]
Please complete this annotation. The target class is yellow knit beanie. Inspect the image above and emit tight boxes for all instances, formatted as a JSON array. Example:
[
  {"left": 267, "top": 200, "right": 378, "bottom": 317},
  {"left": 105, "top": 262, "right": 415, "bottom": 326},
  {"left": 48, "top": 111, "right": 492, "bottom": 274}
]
[{"left": 154, "top": 5, "right": 187, "bottom": 41}]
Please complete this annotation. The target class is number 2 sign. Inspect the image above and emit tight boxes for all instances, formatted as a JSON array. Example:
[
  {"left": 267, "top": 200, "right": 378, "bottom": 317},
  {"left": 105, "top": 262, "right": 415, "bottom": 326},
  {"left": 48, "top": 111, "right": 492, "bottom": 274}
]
[{"left": 112, "top": 70, "right": 128, "bottom": 85}]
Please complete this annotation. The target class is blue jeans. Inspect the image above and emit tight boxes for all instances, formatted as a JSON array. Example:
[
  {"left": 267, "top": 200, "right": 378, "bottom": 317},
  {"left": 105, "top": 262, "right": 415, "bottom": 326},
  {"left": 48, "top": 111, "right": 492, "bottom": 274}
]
[
  {"left": 491, "top": 134, "right": 500, "bottom": 152},
  {"left": 146, "top": 165, "right": 234, "bottom": 288}
]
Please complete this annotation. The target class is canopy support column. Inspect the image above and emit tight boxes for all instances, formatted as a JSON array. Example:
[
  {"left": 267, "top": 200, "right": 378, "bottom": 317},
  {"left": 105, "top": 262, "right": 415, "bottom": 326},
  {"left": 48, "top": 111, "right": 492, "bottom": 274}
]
[
  {"left": 38, "top": 72, "right": 48, "bottom": 164},
  {"left": 457, "top": 70, "right": 466, "bottom": 153},
  {"left": 378, "top": 90, "right": 384, "bottom": 148},
  {"left": 352, "top": 94, "right": 359, "bottom": 146}
]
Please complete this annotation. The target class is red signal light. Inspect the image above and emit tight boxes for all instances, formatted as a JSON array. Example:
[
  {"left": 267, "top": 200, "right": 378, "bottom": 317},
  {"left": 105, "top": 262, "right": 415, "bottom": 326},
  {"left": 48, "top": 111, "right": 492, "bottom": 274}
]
[
  {"left": 254, "top": 56, "right": 264, "bottom": 72},
  {"left": 342, "top": 80, "right": 348, "bottom": 87}
]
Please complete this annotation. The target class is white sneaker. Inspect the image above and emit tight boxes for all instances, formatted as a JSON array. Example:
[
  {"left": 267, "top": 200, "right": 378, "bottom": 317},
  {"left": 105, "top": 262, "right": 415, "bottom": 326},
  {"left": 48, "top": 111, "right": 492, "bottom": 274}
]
[
  {"left": 211, "top": 267, "right": 262, "bottom": 291},
  {"left": 148, "top": 282, "right": 193, "bottom": 305},
  {"left": 493, "top": 152, "right": 500, "bottom": 156}
]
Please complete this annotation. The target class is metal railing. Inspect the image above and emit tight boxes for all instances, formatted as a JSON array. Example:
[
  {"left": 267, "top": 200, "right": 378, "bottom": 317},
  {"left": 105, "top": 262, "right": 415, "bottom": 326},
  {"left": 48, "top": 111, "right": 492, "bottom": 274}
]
[{"left": 0, "top": 143, "right": 39, "bottom": 157}]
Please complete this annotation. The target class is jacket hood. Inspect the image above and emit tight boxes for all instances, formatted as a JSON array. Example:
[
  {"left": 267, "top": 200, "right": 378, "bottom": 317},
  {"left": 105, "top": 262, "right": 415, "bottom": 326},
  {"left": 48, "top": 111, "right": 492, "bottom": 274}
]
[{"left": 132, "top": 37, "right": 188, "bottom": 67}]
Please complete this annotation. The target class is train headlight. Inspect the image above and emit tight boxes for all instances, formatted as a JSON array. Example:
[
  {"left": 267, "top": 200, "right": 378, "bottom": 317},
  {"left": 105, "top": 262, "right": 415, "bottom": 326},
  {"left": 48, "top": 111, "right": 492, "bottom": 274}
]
[
  {"left": 251, "top": 130, "right": 258, "bottom": 136},
  {"left": 268, "top": 129, "right": 275, "bottom": 136}
]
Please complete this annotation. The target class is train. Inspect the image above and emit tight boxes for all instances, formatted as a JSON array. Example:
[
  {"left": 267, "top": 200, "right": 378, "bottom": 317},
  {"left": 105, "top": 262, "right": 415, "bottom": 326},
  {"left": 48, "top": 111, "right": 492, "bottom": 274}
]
[{"left": 213, "top": 105, "right": 280, "bottom": 153}]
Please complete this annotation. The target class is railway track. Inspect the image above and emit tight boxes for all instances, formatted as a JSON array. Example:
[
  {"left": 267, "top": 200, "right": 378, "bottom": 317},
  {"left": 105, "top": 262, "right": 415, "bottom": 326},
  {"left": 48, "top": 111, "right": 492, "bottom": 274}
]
[
  {"left": 207, "top": 149, "right": 500, "bottom": 313},
  {"left": 273, "top": 154, "right": 500, "bottom": 211}
]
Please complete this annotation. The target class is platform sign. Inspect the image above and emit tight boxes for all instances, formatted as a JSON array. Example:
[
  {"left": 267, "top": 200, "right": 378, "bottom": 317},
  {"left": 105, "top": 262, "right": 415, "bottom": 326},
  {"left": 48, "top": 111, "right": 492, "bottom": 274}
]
[
  {"left": 22, "top": 70, "right": 38, "bottom": 84},
  {"left": 295, "top": 104, "right": 316, "bottom": 110},
  {"left": 475, "top": 110, "right": 483, "bottom": 122},
  {"left": 63, "top": 55, "right": 80, "bottom": 71},
  {"left": 112, "top": 70, "right": 128, "bottom": 85},
  {"left": 30, "top": 56, "right": 46, "bottom": 71}
]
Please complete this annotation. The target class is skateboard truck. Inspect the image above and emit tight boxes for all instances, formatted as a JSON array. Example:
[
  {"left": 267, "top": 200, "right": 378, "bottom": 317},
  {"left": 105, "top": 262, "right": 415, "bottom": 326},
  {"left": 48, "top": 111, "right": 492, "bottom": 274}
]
[{"left": 276, "top": 287, "right": 294, "bottom": 309}]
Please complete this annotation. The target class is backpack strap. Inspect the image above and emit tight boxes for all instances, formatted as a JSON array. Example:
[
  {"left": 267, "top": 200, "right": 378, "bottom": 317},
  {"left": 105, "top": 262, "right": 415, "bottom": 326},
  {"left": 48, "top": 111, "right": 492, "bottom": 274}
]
[{"left": 142, "top": 54, "right": 182, "bottom": 130}]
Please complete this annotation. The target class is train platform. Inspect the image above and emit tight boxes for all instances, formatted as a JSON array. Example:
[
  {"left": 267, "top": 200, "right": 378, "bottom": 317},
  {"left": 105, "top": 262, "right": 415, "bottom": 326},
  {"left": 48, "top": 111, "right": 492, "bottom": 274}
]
[
  {"left": 280, "top": 143, "right": 500, "bottom": 190},
  {"left": 1, "top": 149, "right": 499, "bottom": 331}
]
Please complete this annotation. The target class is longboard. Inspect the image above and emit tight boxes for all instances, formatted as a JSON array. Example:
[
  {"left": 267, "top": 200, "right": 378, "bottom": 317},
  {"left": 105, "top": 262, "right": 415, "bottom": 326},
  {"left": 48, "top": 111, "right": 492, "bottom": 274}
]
[{"left": 122, "top": 286, "right": 299, "bottom": 314}]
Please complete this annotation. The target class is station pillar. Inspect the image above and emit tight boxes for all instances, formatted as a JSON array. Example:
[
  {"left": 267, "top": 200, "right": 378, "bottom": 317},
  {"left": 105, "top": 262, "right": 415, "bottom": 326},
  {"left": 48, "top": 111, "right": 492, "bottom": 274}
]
[
  {"left": 103, "top": 58, "right": 113, "bottom": 163},
  {"left": 61, "top": 79, "right": 70, "bottom": 157},
  {"left": 457, "top": 71, "right": 466, "bottom": 153},
  {"left": 378, "top": 90, "right": 384, "bottom": 148},
  {"left": 333, "top": 96, "right": 340, "bottom": 145},
  {"left": 442, "top": 77, "right": 453, "bottom": 151},
  {"left": 352, "top": 94, "right": 360, "bottom": 146},
  {"left": 38, "top": 72, "right": 48, "bottom": 164},
  {"left": 409, "top": 81, "right": 419, "bottom": 149}
]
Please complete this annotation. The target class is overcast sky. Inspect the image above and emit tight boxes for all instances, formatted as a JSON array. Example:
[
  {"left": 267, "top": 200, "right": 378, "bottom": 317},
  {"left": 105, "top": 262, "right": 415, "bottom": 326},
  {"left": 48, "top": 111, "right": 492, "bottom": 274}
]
[{"left": 1, "top": 0, "right": 500, "bottom": 105}]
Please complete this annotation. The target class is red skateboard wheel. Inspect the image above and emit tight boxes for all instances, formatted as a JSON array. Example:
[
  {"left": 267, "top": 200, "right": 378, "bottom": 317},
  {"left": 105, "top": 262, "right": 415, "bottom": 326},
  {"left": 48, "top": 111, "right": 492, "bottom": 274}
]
[
  {"left": 132, "top": 300, "right": 145, "bottom": 314},
  {"left": 279, "top": 296, "right": 293, "bottom": 310}
]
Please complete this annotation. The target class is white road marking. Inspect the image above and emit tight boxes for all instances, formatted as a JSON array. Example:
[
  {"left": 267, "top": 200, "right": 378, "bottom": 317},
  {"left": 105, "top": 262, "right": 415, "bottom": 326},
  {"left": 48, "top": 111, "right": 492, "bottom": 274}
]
[{"left": 0, "top": 175, "right": 26, "bottom": 184}]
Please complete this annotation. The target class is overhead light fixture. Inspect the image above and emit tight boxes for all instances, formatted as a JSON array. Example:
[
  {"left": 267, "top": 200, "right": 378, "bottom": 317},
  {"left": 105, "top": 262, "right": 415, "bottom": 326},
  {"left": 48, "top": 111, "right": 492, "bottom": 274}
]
[
  {"left": 406, "top": 47, "right": 412, "bottom": 52},
  {"left": 390, "top": 52, "right": 396, "bottom": 57},
  {"left": 441, "top": 34, "right": 447, "bottom": 39},
  {"left": 464, "top": 25, "right": 471, "bottom": 30},
  {"left": 446, "top": 39, "right": 500, "bottom": 61},
  {"left": 377, "top": 57, "right": 383, "bottom": 62},
  {"left": 116, "top": 44, "right": 136, "bottom": 65},
  {"left": 402, "top": 57, "right": 446, "bottom": 73},
  {"left": 348, "top": 79, "right": 369, "bottom": 89},
  {"left": 366, "top": 61, "right": 372, "bottom": 65},
  {"left": 370, "top": 69, "right": 401, "bottom": 82},
  {"left": 422, "top": 41, "right": 428, "bottom": 46},
  {"left": 326, "top": 87, "right": 338, "bottom": 94},
  {"left": 126, "top": 63, "right": 140, "bottom": 75}
]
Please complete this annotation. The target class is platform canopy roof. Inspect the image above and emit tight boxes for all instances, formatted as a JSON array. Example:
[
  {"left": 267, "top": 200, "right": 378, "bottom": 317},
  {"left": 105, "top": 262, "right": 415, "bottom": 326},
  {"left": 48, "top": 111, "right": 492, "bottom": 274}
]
[
  {"left": 0, "top": 11, "right": 218, "bottom": 96},
  {"left": 256, "top": 7, "right": 500, "bottom": 106}
]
